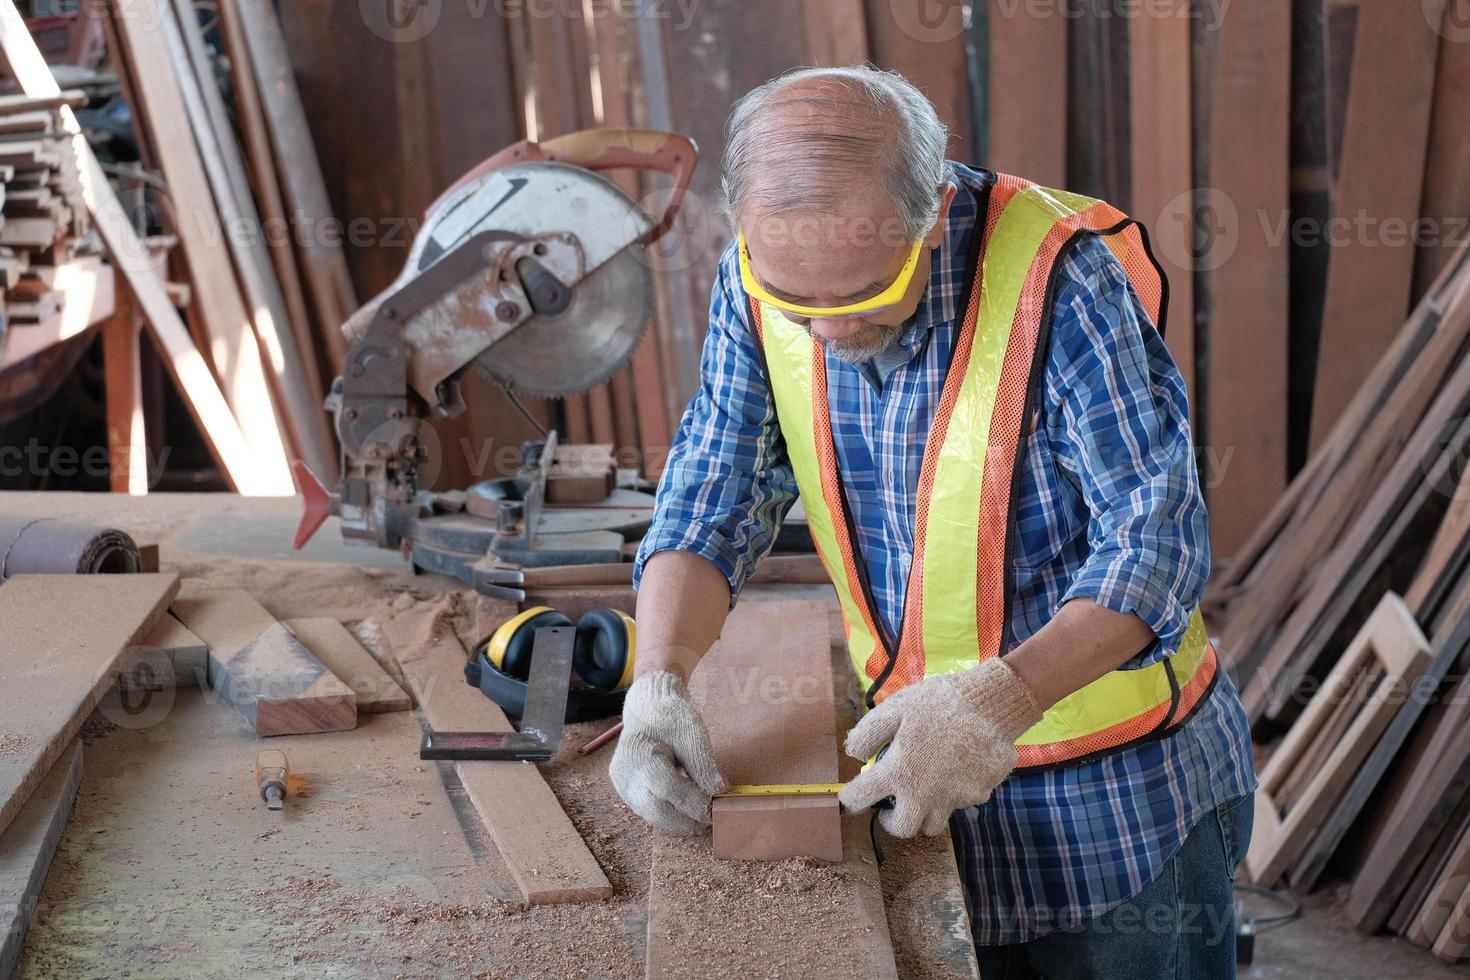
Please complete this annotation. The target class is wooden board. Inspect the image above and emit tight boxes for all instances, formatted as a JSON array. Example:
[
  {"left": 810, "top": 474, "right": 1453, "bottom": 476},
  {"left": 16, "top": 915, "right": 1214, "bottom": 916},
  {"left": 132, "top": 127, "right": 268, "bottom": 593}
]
[
  {"left": 1408, "top": 818, "right": 1470, "bottom": 947},
  {"left": 110, "top": 0, "right": 294, "bottom": 487},
  {"left": 117, "top": 613, "right": 208, "bottom": 691},
  {"left": 1309, "top": 0, "right": 1443, "bottom": 446},
  {"left": 0, "top": 743, "right": 80, "bottom": 980},
  {"left": 984, "top": 0, "right": 1066, "bottom": 187},
  {"left": 172, "top": 589, "right": 355, "bottom": 736},
  {"left": 233, "top": 0, "right": 358, "bottom": 342},
  {"left": 0, "top": 573, "right": 177, "bottom": 838},
  {"left": 375, "top": 596, "right": 612, "bottom": 904},
  {"left": 1244, "top": 593, "right": 1430, "bottom": 885},
  {"left": 283, "top": 617, "right": 411, "bottom": 714},
  {"left": 162, "top": 0, "right": 334, "bottom": 479},
  {"left": 1202, "top": 0, "right": 1291, "bottom": 557},
  {"left": 0, "top": 0, "right": 281, "bottom": 494},
  {"left": 694, "top": 599, "right": 842, "bottom": 862},
  {"left": 1129, "top": 0, "right": 1195, "bottom": 398},
  {"left": 1415, "top": 16, "right": 1470, "bottom": 302},
  {"left": 645, "top": 598, "right": 901, "bottom": 978}
]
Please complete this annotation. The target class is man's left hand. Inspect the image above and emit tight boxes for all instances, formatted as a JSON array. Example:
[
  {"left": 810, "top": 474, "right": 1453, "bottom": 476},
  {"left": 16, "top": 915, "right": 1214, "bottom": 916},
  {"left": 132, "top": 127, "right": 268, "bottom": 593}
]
[{"left": 837, "top": 658, "right": 1044, "bottom": 837}]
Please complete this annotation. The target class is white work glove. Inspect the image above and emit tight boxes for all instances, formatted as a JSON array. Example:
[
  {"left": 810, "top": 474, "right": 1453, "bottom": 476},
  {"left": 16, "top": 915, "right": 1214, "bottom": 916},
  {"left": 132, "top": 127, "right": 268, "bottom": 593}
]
[
  {"left": 837, "top": 657, "right": 1044, "bottom": 838},
  {"left": 609, "top": 671, "right": 727, "bottom": 834}
]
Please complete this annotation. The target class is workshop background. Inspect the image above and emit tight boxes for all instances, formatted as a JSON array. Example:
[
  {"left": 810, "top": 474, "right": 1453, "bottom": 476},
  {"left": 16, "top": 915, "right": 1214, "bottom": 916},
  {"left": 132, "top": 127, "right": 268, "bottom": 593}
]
[{"left": 3, "top": 0, "right": 1470, "bottom": 976}]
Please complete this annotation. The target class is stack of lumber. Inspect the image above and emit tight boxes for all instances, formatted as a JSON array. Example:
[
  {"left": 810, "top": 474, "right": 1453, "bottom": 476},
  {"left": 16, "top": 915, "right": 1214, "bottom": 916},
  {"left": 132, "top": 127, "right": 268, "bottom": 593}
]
[
  {"left": 0, "top": 90, "right": 91, "bottom": 327},
  {"left": 1217, "top": 241, "right": 1470, "bottom": 960}
]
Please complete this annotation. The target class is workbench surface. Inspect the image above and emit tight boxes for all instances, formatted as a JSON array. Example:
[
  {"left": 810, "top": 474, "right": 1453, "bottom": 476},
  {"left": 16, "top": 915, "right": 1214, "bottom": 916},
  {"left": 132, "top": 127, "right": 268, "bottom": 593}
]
[{"left": 2, "top": 492, "right": 976, "bottom": 979}]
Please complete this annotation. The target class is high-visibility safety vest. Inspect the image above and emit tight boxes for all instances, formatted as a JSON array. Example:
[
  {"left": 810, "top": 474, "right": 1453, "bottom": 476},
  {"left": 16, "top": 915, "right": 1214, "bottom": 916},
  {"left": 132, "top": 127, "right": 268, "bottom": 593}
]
[{"left": 749, "top": 173, "right": 1220, "bottom": 771}]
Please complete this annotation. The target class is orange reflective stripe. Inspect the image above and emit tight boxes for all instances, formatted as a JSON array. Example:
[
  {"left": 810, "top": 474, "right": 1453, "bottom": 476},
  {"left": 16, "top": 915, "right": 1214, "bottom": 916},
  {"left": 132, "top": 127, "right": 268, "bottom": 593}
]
[{"left": 1015, "top": 643, "right": 1220, "bottom": 769}]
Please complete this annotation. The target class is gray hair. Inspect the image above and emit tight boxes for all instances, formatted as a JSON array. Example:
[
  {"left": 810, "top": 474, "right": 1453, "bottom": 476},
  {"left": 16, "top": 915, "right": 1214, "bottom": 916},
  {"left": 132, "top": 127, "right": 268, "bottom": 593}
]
[{"left": 720, "top": 66, "right": 950, "bottom": 240}]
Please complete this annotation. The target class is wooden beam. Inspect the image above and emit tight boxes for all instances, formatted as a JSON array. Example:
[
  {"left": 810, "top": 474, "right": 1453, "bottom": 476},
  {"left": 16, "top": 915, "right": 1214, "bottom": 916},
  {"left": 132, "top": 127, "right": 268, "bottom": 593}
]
[
  {"left": 1414, "top": 7, "right": 1470, "bottom": 302},
  {"left": 117, "top": 614, "right": 208, "bottom": 691},
  {"left": 380, "top": 597, "right": 612, "bottom": 904},
  {"left": 0, "top": 0, "right": 283, "bottom": 493},
  {"left": 1309, "top": 0, "right": 1443, "bottom": 446},
  {"left": 232, "top": 0, "right": 359, "bottom": 344},
  {"left": 110, "top": 0, "right": 295, "bottom": 488},
  {"left": 1129, "top": 0, "right": 1195, "bottom": 400},
  {"left": 1201, "top": 0, "right": 1290, "bottom": 558},
  {"left": 102, "top": 282, "right": 148, "bottom": 495},
  {"left": 695, "top": 599, "right": 842, "bottom": 861},
  {"left": 163, "top": 0, "right": 336, "bottom": 480},
  {"left": 172, "top": 588, "right": 356, "bottom": 736},
  {"left": 984, "top": 0, "right": 1067, "bottom": 187},
  {"left": 0, "top": 743, "right": 81, "bottom": 980},
  {"left": 284, "top": 617, "right": 411, "bottom": 714},
  {"left": 0, "top": 573, "right": 178, "bottom": 838}
]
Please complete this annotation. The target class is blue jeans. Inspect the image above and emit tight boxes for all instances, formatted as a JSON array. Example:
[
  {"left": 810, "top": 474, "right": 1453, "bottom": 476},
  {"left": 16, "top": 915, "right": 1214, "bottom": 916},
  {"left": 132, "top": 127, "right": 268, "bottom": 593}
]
[{"left": 974, "top": 793, "right": 1254, "bottom": 980}]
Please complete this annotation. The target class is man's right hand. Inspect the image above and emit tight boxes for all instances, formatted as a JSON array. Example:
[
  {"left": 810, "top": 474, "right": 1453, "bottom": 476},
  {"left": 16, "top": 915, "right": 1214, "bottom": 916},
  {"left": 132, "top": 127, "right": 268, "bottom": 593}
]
[{"left": 609, "top": 670, "right": 727, "bottom": 834}]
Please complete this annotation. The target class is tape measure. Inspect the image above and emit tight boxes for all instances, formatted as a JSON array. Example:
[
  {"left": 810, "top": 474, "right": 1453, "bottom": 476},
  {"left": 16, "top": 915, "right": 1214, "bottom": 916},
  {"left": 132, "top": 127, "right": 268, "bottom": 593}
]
[{"left": 720, "top": 783, "right": 845, "bottom": 797}]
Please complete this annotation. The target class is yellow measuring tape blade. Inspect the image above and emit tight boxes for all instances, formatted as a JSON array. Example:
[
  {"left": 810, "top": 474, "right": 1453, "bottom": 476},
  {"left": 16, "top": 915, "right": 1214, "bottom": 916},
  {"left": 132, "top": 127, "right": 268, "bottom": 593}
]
[{"left": 719, "top": 783, "right": 845, "bottom": 797}]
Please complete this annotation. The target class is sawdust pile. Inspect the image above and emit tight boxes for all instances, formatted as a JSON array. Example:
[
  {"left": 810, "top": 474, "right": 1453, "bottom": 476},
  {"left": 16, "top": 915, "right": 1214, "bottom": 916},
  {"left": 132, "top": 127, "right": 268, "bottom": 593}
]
[{"left": 248, "top": 874, "right": 642, "bottom": 979}]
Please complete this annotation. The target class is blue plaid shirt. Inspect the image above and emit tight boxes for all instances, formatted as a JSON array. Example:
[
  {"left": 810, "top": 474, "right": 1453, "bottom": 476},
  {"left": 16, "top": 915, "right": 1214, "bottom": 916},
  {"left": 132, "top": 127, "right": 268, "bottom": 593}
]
[{"left": 634, "top": 163, "right": 1256, "bottom": 943}]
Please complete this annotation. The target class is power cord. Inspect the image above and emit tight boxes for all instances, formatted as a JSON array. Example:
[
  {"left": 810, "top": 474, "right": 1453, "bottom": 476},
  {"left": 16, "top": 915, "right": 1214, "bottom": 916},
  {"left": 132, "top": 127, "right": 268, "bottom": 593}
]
[{"left": 1233, "top": 881, "right": 1301, "bottom": 965}]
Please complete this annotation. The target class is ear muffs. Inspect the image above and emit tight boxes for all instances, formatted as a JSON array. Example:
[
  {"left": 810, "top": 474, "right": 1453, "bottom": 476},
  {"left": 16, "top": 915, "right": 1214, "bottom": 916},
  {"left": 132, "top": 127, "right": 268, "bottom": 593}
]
[
  {"left": 485, "top": 606, "right": 573, "bottom": 680},
  {"left": 572, "top": 608, "right": 636, "bottom": 692}
]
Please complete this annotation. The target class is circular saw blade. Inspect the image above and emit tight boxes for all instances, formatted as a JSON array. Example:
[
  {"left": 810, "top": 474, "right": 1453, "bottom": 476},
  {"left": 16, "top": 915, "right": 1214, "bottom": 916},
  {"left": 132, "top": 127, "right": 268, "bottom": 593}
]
[{"left": 473, "top": 245, "right": 653, "bottom": 398}]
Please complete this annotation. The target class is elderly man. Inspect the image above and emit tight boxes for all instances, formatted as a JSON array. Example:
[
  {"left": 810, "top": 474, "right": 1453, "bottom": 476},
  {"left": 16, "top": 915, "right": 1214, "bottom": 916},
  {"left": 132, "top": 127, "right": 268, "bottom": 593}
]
[{"left": 610, "top": 66, "right": 1256, "bottom": 977}]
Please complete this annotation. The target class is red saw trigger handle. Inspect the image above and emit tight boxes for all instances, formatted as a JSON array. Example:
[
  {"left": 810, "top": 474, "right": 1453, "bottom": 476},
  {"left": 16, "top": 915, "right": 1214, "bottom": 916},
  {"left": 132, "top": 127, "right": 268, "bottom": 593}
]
[
  {"left": 443, "top": 128, "right": 698, "bottom": 245},
  {"left": 291, "top": 460, "right": 333, "bottom": 550}
]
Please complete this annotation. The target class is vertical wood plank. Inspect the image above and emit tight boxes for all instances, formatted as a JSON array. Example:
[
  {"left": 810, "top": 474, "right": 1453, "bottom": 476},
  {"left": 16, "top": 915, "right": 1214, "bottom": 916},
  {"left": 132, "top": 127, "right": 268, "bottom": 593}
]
[{"left": 1203, "top": 0, "right": 1291, "bottom": 557}]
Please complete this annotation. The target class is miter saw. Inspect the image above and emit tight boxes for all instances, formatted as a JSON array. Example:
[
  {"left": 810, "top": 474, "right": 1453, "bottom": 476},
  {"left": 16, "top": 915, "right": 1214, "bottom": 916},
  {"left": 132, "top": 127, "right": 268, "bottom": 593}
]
[{"left": 290, "top": 128, "right": 698, "bottom": 594}]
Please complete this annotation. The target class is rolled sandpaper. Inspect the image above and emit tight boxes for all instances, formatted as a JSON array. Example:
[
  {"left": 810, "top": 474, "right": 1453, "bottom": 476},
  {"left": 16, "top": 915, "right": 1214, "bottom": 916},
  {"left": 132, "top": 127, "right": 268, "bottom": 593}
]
[{"left": 0, "top": 517, "right": 141, "bottom": 581}]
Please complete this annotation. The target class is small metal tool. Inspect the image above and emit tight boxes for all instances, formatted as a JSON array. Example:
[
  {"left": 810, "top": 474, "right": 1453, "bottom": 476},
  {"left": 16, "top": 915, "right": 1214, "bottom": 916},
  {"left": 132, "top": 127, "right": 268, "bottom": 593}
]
[
  {"left": 419, "top": 625, "right": 575, "bottom": 762},
  {"left": 255, "top": 749, "right": 289, "bottom": 811}
]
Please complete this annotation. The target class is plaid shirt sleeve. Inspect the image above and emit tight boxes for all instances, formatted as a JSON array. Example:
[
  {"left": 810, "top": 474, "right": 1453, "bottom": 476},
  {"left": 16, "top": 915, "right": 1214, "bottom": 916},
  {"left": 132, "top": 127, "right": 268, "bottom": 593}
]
[
  {"left": 632, "top": 244, "right": 799, "bottom": 603},
  {"left": 1045, "top": 237, "right": 1210, "bottom": 663}
]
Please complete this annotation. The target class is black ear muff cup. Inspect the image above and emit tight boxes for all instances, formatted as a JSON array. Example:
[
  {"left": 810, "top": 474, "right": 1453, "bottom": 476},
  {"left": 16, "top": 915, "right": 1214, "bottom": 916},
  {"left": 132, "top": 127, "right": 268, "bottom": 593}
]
[
  {"left": 487, "top": 607, "right": 572, "bottom": 680},
  {"left": 573, "top": 608, "right": 636, "bottom": 691}
]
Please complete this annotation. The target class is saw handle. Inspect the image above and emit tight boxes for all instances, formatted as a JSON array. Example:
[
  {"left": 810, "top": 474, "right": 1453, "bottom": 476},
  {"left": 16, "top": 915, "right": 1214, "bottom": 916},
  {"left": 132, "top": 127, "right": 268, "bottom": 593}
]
[{"left": 445, "top": 128, "right": 698, "bottom": 244}]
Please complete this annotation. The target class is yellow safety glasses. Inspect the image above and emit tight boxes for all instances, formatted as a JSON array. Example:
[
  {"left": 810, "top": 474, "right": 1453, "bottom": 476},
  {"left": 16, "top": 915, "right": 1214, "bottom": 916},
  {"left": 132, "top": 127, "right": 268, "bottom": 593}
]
[{"left": 737, "top": 230, "right": 925, "bottom": 320}]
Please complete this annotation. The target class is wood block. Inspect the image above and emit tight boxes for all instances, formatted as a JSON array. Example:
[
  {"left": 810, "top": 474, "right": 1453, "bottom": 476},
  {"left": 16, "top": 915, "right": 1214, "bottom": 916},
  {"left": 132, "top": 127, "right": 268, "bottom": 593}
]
[
  {"left": 284, "top": 617, "right": 411, "bottom": 713},
  {"left": 374, "top": 596, "right": 611, "bottom": 904},
  {"left": 692, "top": 599, "right": 842, "bottom": 862},
  {"left": 0, "top": 574, "right": 176, "bottom": 838},
  {"left": 136, "top": 540, "right": 159, "bottom": 573},
  {"left": 116, "top": 614, "right": 208, "bottom": 691},
  {"left": 171, "top": 587, "right": 355, "bottom": 736},
  {"left": 0, "top": 743, "right": 81, "bottom": 980}
]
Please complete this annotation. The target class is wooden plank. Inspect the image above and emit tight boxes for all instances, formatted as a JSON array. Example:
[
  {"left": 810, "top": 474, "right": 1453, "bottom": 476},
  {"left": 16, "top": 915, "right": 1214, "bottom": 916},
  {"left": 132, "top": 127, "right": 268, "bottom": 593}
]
[
  {"left": 1433, "top": 880, "right": 1470, "bottom": 962},
  {"left": 1408, "top": 818, "right": 1470, "bottom": 946},
  {"left": 283, "top": 617, "right": 411, "bottom": 714},
  {"left": 1129, "top": 0, "right": 1195, "bottom": 400},
  {"left": 376, "top": 596, "right": 612, "bottom": 904},
  {"left": 0, "top": 89, "right": 84, "bottom": 114},
  {"left": 1290, "top": 570, "right": 1470, "bottom": 891},
  {"left": 116, "top": 613, "right": 208, "bottom": 691},
  {"left": 646, "top": 603, "right": 897, "bottom": 977},
  {"left": 102, "top": 284, "right": 147, "bottom": 495},
  {"left": 1309, "top": 0, "right": 1443, "bottom": 446},
  {"left": 0, "top": 573, "right": 178, "bottom": 838},
  {"left": 695, "top": 599, "right": 842, "bottom": 862},
  {"left": 801, "top": 0, "right": 868, "bottom": 67},
  {"left": 1202, "top": 0, "right": 1290, "bottom": 558},
  {"left": 213, "top": 0, "right": 326, "bottom": 372},
  {"left": 162, "top": 0, "right": 335, "bottom": 479},
  {"left": 1244, "top": 593, "right": 1430, "bottom": 885},
  {"left": 0, "top": 743, "right": 81, "bottom": 980},
  {"left": 171, "top": 588, "right": 356, "bottom": 736},
  {"left": 110, "top": 0, "right": 294, "bottom": 487},
  {"left": 1414, "top": 6, "right": 1470, "bottom": 301},
  {"left": 233, "top": 0, "right": 358, "bottom": 344},
  {"left": 984, "top": 0, "right": 1066, "bottom": 187},
  {"left": 0, "top": 0, "right": 283, "bottom": 493}
]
